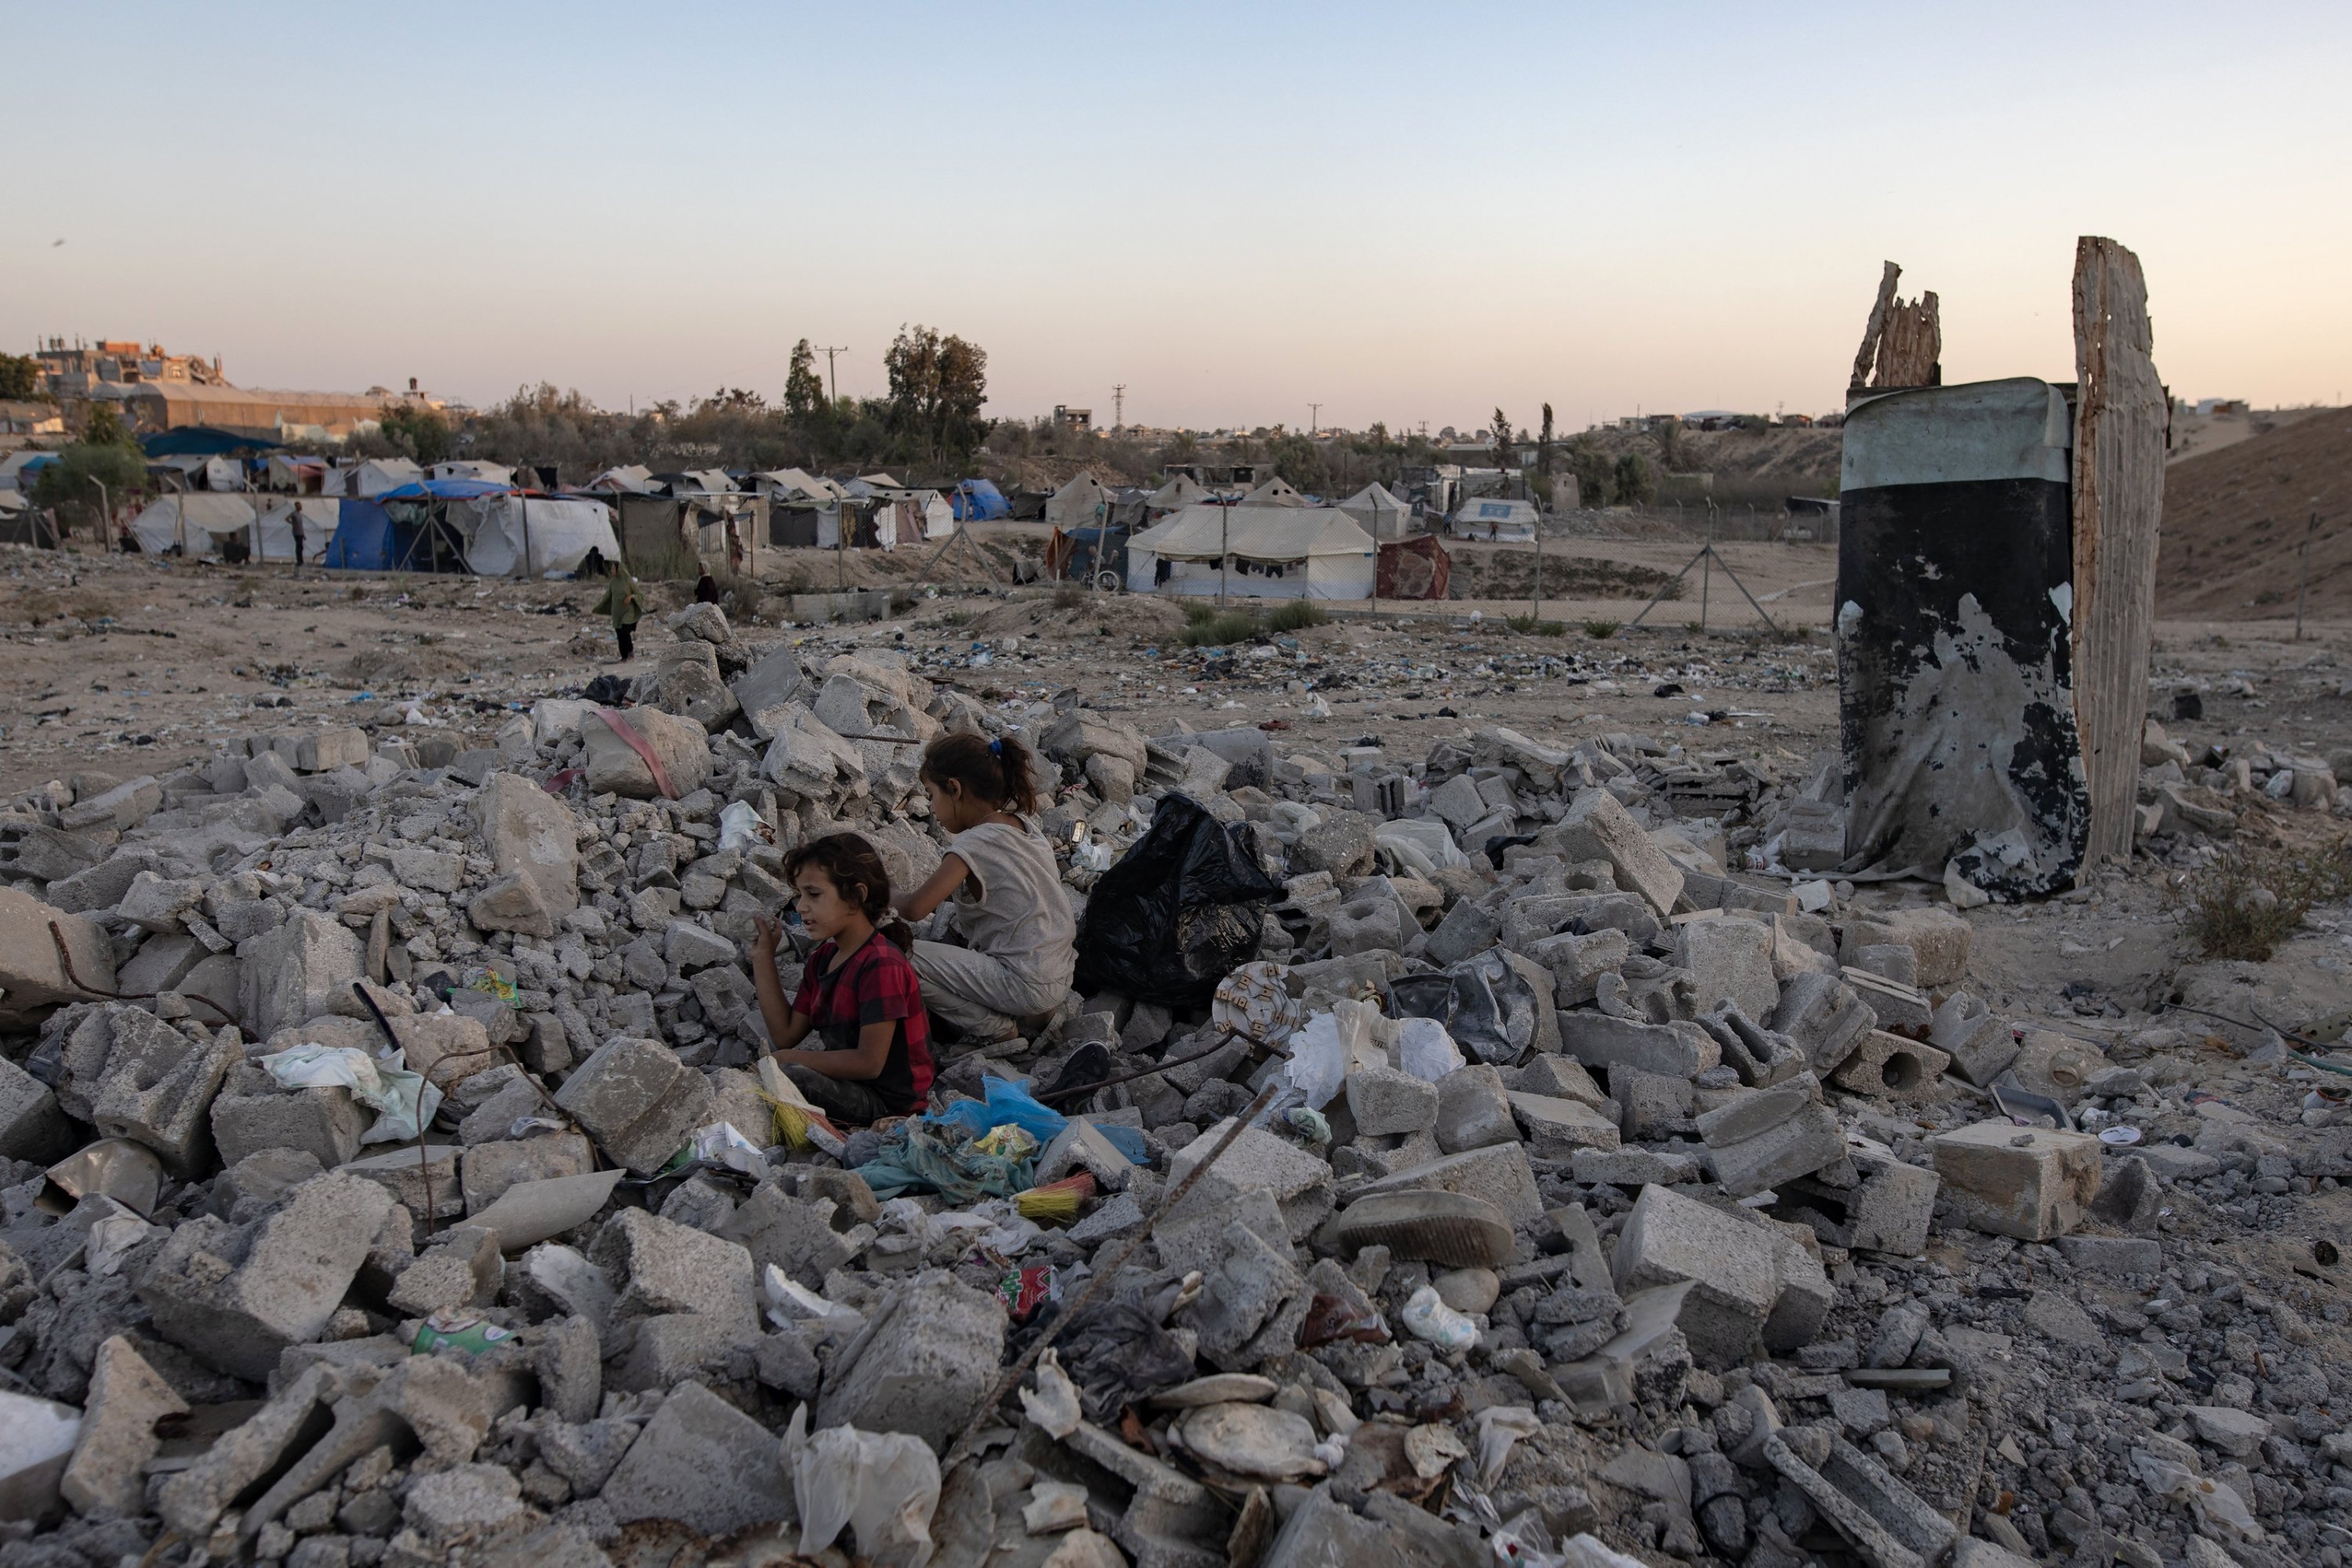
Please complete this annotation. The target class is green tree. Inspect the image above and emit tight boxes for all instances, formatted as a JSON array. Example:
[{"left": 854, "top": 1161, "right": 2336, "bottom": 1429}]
[
  {"left": 0, "top": 353, "right": 42, "bottom": 401},
  {"left": 83, "top": 401, "right": 132, "bottom": 446},
  {"left": 1566, "top": 435, "right": 1614, "bottom": 506},
  {"left": 32, "top": 442, "right": 148, "bottom": 535},
  {"left": 1491, "top": 408, "right": 1512, "bottom": 460},
  {"left": 379, "top": 403, "right": 454, "bottom": 465},
  {"left": 1265, "top": 430, "right": 1330, "bottom": 495},
  {"left": 1613, "top": 451, "right": 1657, "bottom": 506},
  {"left": 785, "top": 339, "right": 824, "bottom": 422},
  {"left": 883, "top": 324, "right": 989, "bottom": 469},
  {"left": 1537, "top": 404, "right": 1555, "bottom": 477}
]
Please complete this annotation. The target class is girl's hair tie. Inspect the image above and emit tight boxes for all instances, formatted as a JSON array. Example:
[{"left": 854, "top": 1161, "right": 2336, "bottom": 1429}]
[{"left": 989, "top": 739, "right": 1003, "bottom": 757}]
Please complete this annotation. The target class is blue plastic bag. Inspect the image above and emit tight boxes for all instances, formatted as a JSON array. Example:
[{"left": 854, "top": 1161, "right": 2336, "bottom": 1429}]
[{"left": 930, "top": 1076, "right": 1069, "bottom": 1146}]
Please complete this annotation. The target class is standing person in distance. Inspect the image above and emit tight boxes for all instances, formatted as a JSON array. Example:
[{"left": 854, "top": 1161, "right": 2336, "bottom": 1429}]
[{"left": 593, "top": 557, "right": 643, "bottom": 662}]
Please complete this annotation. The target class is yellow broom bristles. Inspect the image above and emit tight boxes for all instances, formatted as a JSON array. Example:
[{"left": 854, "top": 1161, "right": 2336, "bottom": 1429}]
[{"left": 1015, "top": 1173, "right": 1096, "bottom": 1223}]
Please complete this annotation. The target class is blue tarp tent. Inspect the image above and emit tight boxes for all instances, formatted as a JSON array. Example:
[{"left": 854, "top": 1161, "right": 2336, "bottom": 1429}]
[
  {"left": 141, "top": 426, "right": 281, "bottom": 458},
  {"left": 373, "top": 478, "right": 513, "bottom": 502},
  {"left": 318, "top": 500, "right": 411, "bottom": 569},
  {"left": 951, "top": 479, "right": 1009, "bottom": 521}
]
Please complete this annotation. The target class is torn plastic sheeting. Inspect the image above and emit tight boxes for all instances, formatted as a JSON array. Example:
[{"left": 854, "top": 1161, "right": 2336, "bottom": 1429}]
[
  {"left": 765, "top": 1265, "right": 866, "bottom": 1335},
  {"left": 785, "top": 1406, "right": 941, "bottom": 1568},
  {"left": 1374, "top": 817, "right": 1470, "bottom": 877},
  {"left": 717, "top": 799, "right": 768, "bottom": 851},
  {"left": 1475, "top": 1405, "right": 1543, "bottom": 1484},
  {"left": 1040, "top": 1296, "right": 1196, "bottom": 1425},
  {"left": 1393, "top": 1017, "right": 1465, "bottom": 1083},
  {"left": 39, "top": 1138, "right": 164, "bottom": 1218},
  {"left": 931, "top": 1076, "right": 1068, "bottom": 1146},
  {"left": 1072, "top": 791, "right": 1284, "bottom": 1007},
  {"left": 666, "top": 1122, "right": 767, "bottom": 1180},
  {"left": 1387, "top": 949, "right": 1537, "bottom": 1065},
  {"left": 1018, "top": 1348, "right": 1082, "bottom": 1437},
  {"left": 259, "top": 1042, "right": 444, "bottom": 1145},
  {"left": 855, "top": 1120, "right": 1035, "bottom": 1204}
]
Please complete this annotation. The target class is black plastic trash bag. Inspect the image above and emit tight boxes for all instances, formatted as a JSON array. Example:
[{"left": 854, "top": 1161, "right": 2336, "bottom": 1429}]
[
  {"left": 1387, "top": 949, "right": 1538, "bottom": 1064},
  {"left": 1073, "top": 793, "right": 1283, "bottom": 1008}
]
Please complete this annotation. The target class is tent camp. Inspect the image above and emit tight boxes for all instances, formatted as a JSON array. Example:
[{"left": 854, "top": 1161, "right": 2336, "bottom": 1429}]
[
  {"left": 430, "top": 460, "right": 514, "bottom": 485},
  {"left": 951, "top": 479, "right": 1009, "bottom": 521},
  {"left": 1377, "top": 535, "right": 1451, "bottom": 600},
  {"left": 1125, "top": 504, "right": 1376, "bottom": 600},
  {"left": 447, "top": 495, "right": 621, "bottom": 577},
  {"left": 249, "top": 499, "right": 341, "bottom": 561},
  {"left": 1448, "top": 496, "right": 1539, "bottom": 542},
  {"left": 666, "top": 469, "right": 735, "bottom": 495},
  {"left": 1240, "top": 477, "right": 1306, "bottom": 508},
  {"left": 1046, "top": 524, "right": 1128, "bottom": 587},
  {"left": 128, "top": 493, "right": 258, "bottom": 556},
  {"left": 586, "top": 465, "right": 659, "bottom": 495},
  {"left": 1044, "top": 470, "right": 1112, "bottom": 531},
  {"left": 1338, "top": 482, "right": 1412, "bottom": 541},
  {"left": 1145, "top": 474, "right": 1210, "bottom": 515},
  {"left": 333, "top": 458, "right": 424, "bottom": 499},
  {"left": 266, "top": 454, "right": 327, "bottom": 493},
  {"left": 754, "top": 468, "right": 844, "bottom": 504}
]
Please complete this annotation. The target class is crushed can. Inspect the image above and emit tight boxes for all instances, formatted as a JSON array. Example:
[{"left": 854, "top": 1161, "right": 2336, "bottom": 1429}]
[{"left": 412, "top": 1308, "right": 515, "bottom": 1356}]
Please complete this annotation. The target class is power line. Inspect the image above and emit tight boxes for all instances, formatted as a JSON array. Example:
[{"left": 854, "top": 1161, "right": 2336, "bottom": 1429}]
[{"left": 818, "top": 346, "right": 848, "bottom": 404}]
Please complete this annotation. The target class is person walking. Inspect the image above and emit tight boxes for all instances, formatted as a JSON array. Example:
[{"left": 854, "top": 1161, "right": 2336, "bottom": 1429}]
[{"left": 593, "top": 557, "right": 643, "bottom": 662}]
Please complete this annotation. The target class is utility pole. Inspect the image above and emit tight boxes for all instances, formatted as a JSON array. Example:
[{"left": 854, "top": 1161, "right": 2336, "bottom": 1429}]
[
  {"left": 1308, "top": 402, "right": 1321, "bottom": 437},
  {"left": 819, "top": 347, "right": 848, "bottom": 405},
  {"left": 1112, "top": 385, "right": 1125, "bottom": 430}
]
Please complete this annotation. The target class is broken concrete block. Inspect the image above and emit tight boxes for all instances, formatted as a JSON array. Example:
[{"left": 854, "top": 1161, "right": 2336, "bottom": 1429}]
[
  {"left": 59, "top": 775, "right": 162, "bottom": 831},
  {"left": 342, "top": 1144, "right": 466, "bottom": 1238},
  {"left": 468, "top": 873, "right": 554, "bottom": 938},
  {"left": 1769, "top": 971, "right": 1875, "bottom": 1076},
  {"left": 1764, "top": 1430, "right": 1955, "bottom": 1568},
  {"left": 136, "top": 1171, "right": 398, "bottom": 1380},
  {"left": 116, "top": 870, "right": 206, "bottom": 935},
  {"left": 1526, "top": 927, "right": 1630, "bottom": 1007},
  {"left": 0, "top": 1054, "right": 78, "bottom": 1163},
  {"left": 60, "top": 1334, "right": 187, "bottom": 1518},
  {"left": 553, "top": 1036, "right": 715, "bottom": 1174},
  {"left": 1695, "top": 1004, "right": 1807, "bottom": 1088},
  {"left": 460, "top": 1134, "right": 596, "bottom": 1215},
  {"left": 1345, "top": 1064, "right": 1439, "bottom": 1137},
  {"left": 583, "top": 705, "right": 713, "bottom": 800},
  {"left": 590, "top": 1207, "right": 758, "bottom": 1332},
  {"left": 1612, "top": 1185, "right": 1779, "bottom": 1368},
  {"left": 1352, "top": 1142, "right": 1544, "bottom": 1227},
  {"left": 471, "top": 773, "right": 579, "bottom": 920},
  {"left": 1675, "top": 916, "right": 1780, "bottom": 1018},
  {"left": 0, "top": 888, "right": 116, "bottom": 1023},
  {"left": 1762, "top": 1229, "right": 1835, "bottom": 1353},
  {"left": 1501, "top": 1053, "right": 1609, "bottom": 1109},
  {"left": 1929, "top": 992, "right": 2018, "bottom": 1087},
  {"left": 1697, "top": 1079, "right": 1845, "bottom": 1199},
  {"left": 716, "top": 1184, "right": 856, "bottom": 1287},
  {"left": 1434, "top": 1063, "right": 1516, "bottom": 1153},
  {"left": 1878, "top": 906, "right": 1971, "bottom": 989},
  {"left": 1555, "top": 789, "right": 1682, "bottom": 916},
  {"left": 238, "top": 909, "right": 364, "bottom": 1040},
  {"left": 1180, "top": 1221, "right": 1312, "bottom": 1373},
  {"left": 1559, "top": 1013, "right": 1719, "bottom": 1078},
  {"left": 600, "top": 1381, "right": 793, "bottom": 1534},
  {"left": 1166, "top": 1120, "right": 1335, "bottom": 1242},
  {"left": 1506, "top": 1091, "right": 1623, "bottom": 1159},
  {"left": 1929, "top": 1121, "right": 2103, "bottom": 1241},
  {"left": 1841, "top": 968, "right": 1930, "bottom": 1033},
  {"left": 1787, "top": 1147, "right": 1940, "bottom": 1257},
  {"left": 210, "top": 1077, "right": 368, "bottom": 1171},
  {"left": 387, "top": 1011, "right": 498, "bottom": 1091},
  {"left": 1829, "top": 1030, "right": 1951, "bottom": 1101},
  {"left": 815, "top": 1269, "right": 1006, "bottom": 1453},
  {"left": 88, "top": 1018, "right": 238, "bottom": 1176}
]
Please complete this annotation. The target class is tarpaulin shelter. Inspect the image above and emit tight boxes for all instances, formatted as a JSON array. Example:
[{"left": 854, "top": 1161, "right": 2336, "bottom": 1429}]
[
  {"left": 358, "top": 478, "right": 516, "bottom": 573},
  {"left": 251, "top": 499, "right": 341, "bottom": 561},
  {"left": 1447, "top": 496, "right": 1538, "bottom": 541},
  {"left": 951, "top": 478, "right": 1009, "bottom": 521},
  {"left": 337, "top": 458, "right": 424, "bottom": 498},
  {"left": 1145, "top": 474, "right": 1210, "bottom": 516},
  {"left": 1045, "top": 470, "right": 1112, "bottom": 531},
  {"left": 1046, "top": 524, "right": 1129, "bottom": 587},
  {"left": 1338, "top": 482, "right": 1412, "bottom": 541},
  {"left": 586, "top": 464, "right": 659, "bottom": 495},
  {"left": 755, "top": 468, "right": 844, "bottom": 503},
  {"left": 267, "top": 453, "right": 327, "bottom": 493},
  {"left": 1126, "top": 504, "right": 1376, "bottom": 600},
  {"left": 318, "top": 500, "right": 412, "bottom": 570},
  {"left": 1240, "top": 476, "right": 1306, "bottom": 508},
  {"left": 127, "top": 493, "right": 258, "bottom": 556},
  {"left": 1377, "top": 534, "right": 1452, "bottom": 600},
  {"left": 140, "top": 426, "right": 280, "bottom": 459},
  {"left": 448, "top": 495, "right": 620, "bottom": 577},
  {"left": 430, "top": 460, "right": 514, "bottom": 485}
]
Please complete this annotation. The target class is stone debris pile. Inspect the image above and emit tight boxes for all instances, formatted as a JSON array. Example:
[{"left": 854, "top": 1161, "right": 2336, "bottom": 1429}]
[{"left": 0, "top": 602, "right": 2345, "bottom": 1568}]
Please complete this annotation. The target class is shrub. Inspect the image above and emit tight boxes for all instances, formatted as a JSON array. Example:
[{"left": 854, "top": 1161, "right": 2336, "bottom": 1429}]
[
  {"left": 1582, "top": 619, "right": 1620, "bottom": 639},
  {"left": 1504, "top": 614, "right": 1565, "bottom": 635},
  {"left": 1180, "top": 609, "right": 1260, "bottom": 647},
  {"left": 1268, "top": 600, "right": 1328, "bottom": 632},
  {"left": 2173, "top": 839, "right": 2352, "bottom": 961}
]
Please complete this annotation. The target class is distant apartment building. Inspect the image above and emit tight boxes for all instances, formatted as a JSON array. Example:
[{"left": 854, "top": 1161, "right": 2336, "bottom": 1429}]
[
  {"left": 32, "top": 337, "right": 440, "bottom": 441},
  {"left": 1054, "top": 405, "right": 1094, "bottom": 431}
]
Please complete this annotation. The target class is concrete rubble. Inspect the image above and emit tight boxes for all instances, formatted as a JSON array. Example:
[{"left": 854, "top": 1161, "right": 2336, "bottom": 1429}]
[{"left": 0, "top": 603, "right": 2347, "bottom": 1568}]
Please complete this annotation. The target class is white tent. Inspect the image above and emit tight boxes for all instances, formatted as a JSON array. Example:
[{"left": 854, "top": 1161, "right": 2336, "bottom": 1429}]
[
  {"left": 202, "top": 456, "right": 248, "bottom": 492},
  {"left": 586, "top": 464, "right": 659, "bottom": 494},
  {"left": 1447, "top": 495, "right": 1538, "bottom": 542},
  {"left": 252, "top": 499, "right": 340, "bottom": 561},
  {"left": 430, "top": 460, "right": 514, "bottom": 485},
  {"left": 128, "top": 494, "right": 257, "bottom": 556},
  {"left": 670, "top": 468, "right": 735, "bottom": 495},
  {"left": 1044, "top": 470, "right": 1110, "bottom": 530},
  {"left": 915, "top": 490, "right": 956, "bottom": 539},
  {"left": 1338, "top": 482, "right": 1412, "bottom": 541},
  {"left": 349, "top": 459, "right": 423, "bottom": 498},
  {"left": 756, "top": 468, "right": 845, "bottom": 503},
  {"left": 1126, "top": 504, "right": 1376, "bottom": 600},
  {"left": 1240, "top": 476, "right": 1306, "bottom": 508},
  {"left": 449, "top": 495, "right": 620, "bottom": 577},
  {"left": 1145, "top": 474, "right": 1210, "bottom": 514}
]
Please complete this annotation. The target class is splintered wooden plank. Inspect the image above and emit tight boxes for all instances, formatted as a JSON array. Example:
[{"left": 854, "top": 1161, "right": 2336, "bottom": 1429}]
[
  {"left": 2071, "top": 236, "right": 2167, "bottom": 868},
  {"left": 1850, "top": 261, "right": 1902, "bottom": 390}
]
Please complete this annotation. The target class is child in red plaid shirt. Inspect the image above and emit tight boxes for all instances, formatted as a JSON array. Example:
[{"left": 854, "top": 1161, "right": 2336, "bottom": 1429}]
[{"left": 751, "top": 834, "right": 935, "bottom": 1123}]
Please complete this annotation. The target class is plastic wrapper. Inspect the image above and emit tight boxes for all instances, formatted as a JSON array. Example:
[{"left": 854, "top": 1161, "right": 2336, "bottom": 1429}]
[
  {"left": 1044, "top": 1294, "right": 1197, "bottom": 1425},
  {"left": 931, "top": 1075, "right": 1069, "bottom": 1147},
  {"left": 997, "top": 1263, "right": 1059, "bottom": 1323},
  {"left": 785, "top": 1406, "right": 942, "bottom": 1568},
  {"left": 665, "top": 1122, "right": 767, "bottom": 1179},
  {"left": 1282, "top": 1012, "right": 1351, "bottom": 1110},
  {"left": 1374, "top": 818, "right": 1470, "bottom": 877},
  {"left": 1073, "top": 792, "right": 1283, "bottom": 1007},
  {"left": 1019, "top": 1348, "right": 1083, "bottom": 1438},
  {"left": 855, "top": 1120, "right": 1035, "bottom": 1204},
  {"left": 1475, "top": 1406, "right": 1543, "bottom": 1483},
  {"left": 717, "top": 799, "right": 768, "bottom": 851},
  {"left": 1393, "top": 1017, "right": 1466, "bottom": 1083},
  {"left": 1400, "top": 1284, "right": 1480, "bottom": 1350},
  {"left": 764, "top": 1264, "right": 866, "bottom": 1335},
  {"left": 260, "top": 1041, "right": 443, "bottom": 1145},
  {"left": 1387, "top": 950, "right": 1538, "bottom": 1065}
]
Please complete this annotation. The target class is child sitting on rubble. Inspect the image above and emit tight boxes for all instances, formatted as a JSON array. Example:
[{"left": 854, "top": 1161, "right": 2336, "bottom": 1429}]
[
  {"left": 750, "top": 833, "right": 935, "bottom": 1124},
  {"left": 897, "top": 731, "right": 1077, "bottom": 1045}
]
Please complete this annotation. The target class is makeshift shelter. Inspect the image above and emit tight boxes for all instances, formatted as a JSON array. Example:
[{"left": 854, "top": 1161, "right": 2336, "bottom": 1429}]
[
  {"left": 1338, "top": 482, "right": 1412, "bottom": 541},
  {"left": 1045, "top": 470, "right": 1112, "bottom": 531},
  {"left": 360, "top": 479, "right": 518, "bottom": 573},
  {"left": 912, "top": 490, "right": 956, "bottom": 539},
  {"left": 586, "top": 465, "right": 659, "bottom": 495},
  {"left": 347, "top": 459, "right": 424, "bottom": 498},
  {"left": 266, "top": 454, "right": 327, "bottom": 493},
  {"left": 430, "top": 460, "right": 514, "bottom": 485},
  {"left": 319, "top": 500, "right": 418, "bottom": 571},
  {"left": 1046, "top": 524, "right": 1130, "bottom": 587},
  {"left": 754, "top": 468, "right": 844, "bottom": 504},
  {"left": 1125, "top": 504, "right": 1376, "bottom": 600},
  {"left": 1240, "top": 476, "right": 1306, "bottom": 508},
  {"left": 441, "top": 495, "right": 621, "bottom": 578},
  {"left": 252, "top": 499, "right": 341, "bottom": 561},
  {"left": 140, "top": 426, "right": 279, "bottom": 459},
  {"left": 1145, "top": 474, "right": 1210, "bottom": 515},
  {"left": 665, "top": 468, "right": 735, "bottom": 495},
  {"left": 128, "top": 494, "right": 263, "bottom": 557},
  {"left": 951, "top": 479, "right": 1010, "bottom": 521},
  {"left": 1448, "top": 496, "right": 1538, "bottom": 542},
  {"left": 1377, "top": 535, "right": 1452, "bottom": 600}
]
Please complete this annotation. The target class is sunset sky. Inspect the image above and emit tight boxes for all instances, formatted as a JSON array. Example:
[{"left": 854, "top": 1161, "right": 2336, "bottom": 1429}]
[{"left": 7, "top": 2, "right": 2347, "bottom": 432}]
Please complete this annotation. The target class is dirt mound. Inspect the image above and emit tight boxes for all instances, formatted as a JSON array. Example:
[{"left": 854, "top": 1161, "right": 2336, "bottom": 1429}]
[
  {"left": 2156, "top": 407, "right": 2352, "bottom": 616},
  {"left": 331, "top": 642, "right": 476, "bottom": 690}
]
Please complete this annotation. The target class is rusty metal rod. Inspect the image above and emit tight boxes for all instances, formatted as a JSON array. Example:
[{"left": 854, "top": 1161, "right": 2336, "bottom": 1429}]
[{"left": 49, "top": 920, "right": 237, "bottom": 1025}]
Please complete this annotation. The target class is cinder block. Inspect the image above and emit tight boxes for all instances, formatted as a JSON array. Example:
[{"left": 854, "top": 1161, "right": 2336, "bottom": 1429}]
[
  {"left": 1697, "top": 1078, "right": 1845, "bottom": 1197},
  {"left": 1611, "top": 1185, "right": 1778, "bottom": 1368},
  {"left": 1829, "top": 1030, "right": 1950, "bottom": 1101},
  {"left": 1675, "top": 916, "right": 1780, "bottom": 1019},
  {"left": 1559, "top": 1014, "right": 1719, "bottom": 1078},
  {"left": 1506, "top": 1091, "right": 1622, "bottom": 1159},
  {"left": 1770, "top": 971, "right": 1876, "bottom": 1074},
  {"left": 553, "top": 1036, "right": 715, "bottom": 1174},
  {"left": 1929, "top": 1121, "right": 2102, "bottom": 1241},
  {"left": 1554, "top": 789, "right": 1682, "bottom": 916}
]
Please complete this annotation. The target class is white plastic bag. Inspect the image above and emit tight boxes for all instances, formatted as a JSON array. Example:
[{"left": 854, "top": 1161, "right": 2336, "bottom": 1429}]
[
  {"left": 1401, "top": 1285, "right": 1480, "bottom": 1351},
  {"left": 1375, "top": 818, "right": 1470, "bottom": 877},
  {"left": 764, "top": 1264, "right": 866, "bottom": 1334},
  {"left": 1475, "top": 1405, "right": 1543, "bottom": 1483},
  {"left": 717, "top": 800, "right": 767, "bottom": 851},
  {"left": 785, "top": 1406, "right": 942, "bottom": 1568},
  {"left": 1394, "top": 1017, "right": 1465, "bottom": 1083},
  {"left": 687, "top": 1122, "right": 768, "bottom": 1178},
  {"left": 1019, "top": 1348, "right": 1081, "bottom": 1438},
  {"left": 261, "top": 1042, "right": 441, "bottom": 1145},
  {"left": 1283, "top": 1004, "right": 1380, "bottom": 1111}
]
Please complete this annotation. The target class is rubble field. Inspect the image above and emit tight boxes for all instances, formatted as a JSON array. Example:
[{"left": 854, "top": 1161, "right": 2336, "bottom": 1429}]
[{"left": 3, "top": 538, "right": 2352, "bottom": 1568}]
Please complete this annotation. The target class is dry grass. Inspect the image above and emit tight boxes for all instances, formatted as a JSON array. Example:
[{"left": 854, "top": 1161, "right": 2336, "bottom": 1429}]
[{"left": 2172, "top": 836, "right": 2352, "bottom": 961}]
